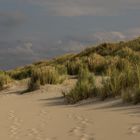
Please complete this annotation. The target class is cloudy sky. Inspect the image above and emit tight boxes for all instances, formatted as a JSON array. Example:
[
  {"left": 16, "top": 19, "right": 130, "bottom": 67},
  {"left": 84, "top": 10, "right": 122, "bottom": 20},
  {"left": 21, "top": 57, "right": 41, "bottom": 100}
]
[{"left": 0, "top": 0, "right": 140, "bottom": 69}]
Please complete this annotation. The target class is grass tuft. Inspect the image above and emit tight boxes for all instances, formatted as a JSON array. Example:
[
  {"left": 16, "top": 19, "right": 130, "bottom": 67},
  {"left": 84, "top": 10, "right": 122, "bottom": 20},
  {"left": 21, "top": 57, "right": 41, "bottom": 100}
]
[
  {"left": 0, "top": 73, "right": 11, "bottom": 90},
  {"left": 63, "top": 67, "right": 96, "bottom": 104},
  {"left": 28, "top": 66, "right": 61, "bottom": 91}
]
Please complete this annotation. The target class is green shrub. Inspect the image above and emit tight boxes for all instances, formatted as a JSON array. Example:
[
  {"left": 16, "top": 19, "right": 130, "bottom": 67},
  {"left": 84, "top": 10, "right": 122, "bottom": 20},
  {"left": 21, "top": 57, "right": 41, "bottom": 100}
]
[
  {"left": 87, "top": 53, "right": 106, "bottom": 74},
  {"left": 101, "top": 67, "right": 124, "bottom": 98},
  {"left": 64, "top": 67, "right": 96, "bottom": 104},
  {"left": 0, "top": 74, "right": 11, "bottom": 90},
  {"left": 136, "top": 64, "right": 140, "bottom": 88},
  {"left": 120, "top": 63, "right": 140, "bottom": 89},
  {"left": 121, "top": 89, "right": 133, "bottom": 103},
  {"left": 116, "top": 58, "right": 130, "bottom": 71},
  {"left": 55, "top": 65, "right": 67, "bottom": 75},
  {"left": 101, "top": 63, "right": 140, "bottom": 101},
  {"left": 66, "top": 80, "right": 92, "bottom": 103},
  {"left": 95, "top": 43, "right": 119, "bottom": 56},
  {"left": 78, "top": 66, "right": 91, "bottom": 80},
  {"left": 28, "top": 66, "right": 60, "bottom": 91},
  {"left": 121, "top": 64, "right": 136, "bottom": 88},
  {"left": 115, "top": 47, "right": 134, "bottom": 58},
  {"left": 66, "top": 59, "right": 83, "bottom": 75},
  {"left": 132, "top": 88, "right": 140, "bottom": 104},
  {"left": 0, "top": 70, "right": 5, "bottom": 75},
  {"left": 115, "top": 47, "right": 140, "bottom": 64},
  {"left": 106, "top": 56, "right": 130, "bottom": 72},
  {"left": 122, "top": 88, "right": 140, "bottom": 104},
  {"left": 8, "top": 65, "right": 33, "bottom": 80},
  {"left": 28, "top": 79, "right": 41, "bottom": 91}
]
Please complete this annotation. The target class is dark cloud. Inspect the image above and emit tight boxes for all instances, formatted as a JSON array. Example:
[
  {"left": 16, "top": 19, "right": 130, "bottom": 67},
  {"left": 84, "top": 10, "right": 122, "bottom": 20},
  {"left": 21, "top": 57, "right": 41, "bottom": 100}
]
[
  {"left": 0, "top": 11, "right": 26, "bottom": 27},
  {"left": 0, "top": 1, "right": 140, "bottom": 70},
  {"left": 0, "top": 11, "right": 27, "bottom": 41},
  {"left": 0, "top": 41, "right": 37, "bottom": 70},
  {"left": 1, "top": 27, "right": 140, "bottom": 70},
  {"left": 2, "top": 0, "right": 139, "bottom": 17},
  {"left": 25, "top": 0, "right": 140, "bottom": 16},
  {"left": 0, "top": 39, "right": 86, "bottom": 70}
]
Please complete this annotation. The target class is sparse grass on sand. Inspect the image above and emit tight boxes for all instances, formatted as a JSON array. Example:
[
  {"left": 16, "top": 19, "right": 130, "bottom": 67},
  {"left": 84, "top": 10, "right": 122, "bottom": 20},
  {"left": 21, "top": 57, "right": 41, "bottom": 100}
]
[
  {"left": 2, "top": 37, "right": 140, "bottom": 104},
  {"left": 63, "top": 67, "right": 98, "bottom": 104},
  {"left": 27, "top": 66, "right": 66, "bottom": 92},
  {"left": 0, "top": 73, "right": 12, "bottom": 90}
]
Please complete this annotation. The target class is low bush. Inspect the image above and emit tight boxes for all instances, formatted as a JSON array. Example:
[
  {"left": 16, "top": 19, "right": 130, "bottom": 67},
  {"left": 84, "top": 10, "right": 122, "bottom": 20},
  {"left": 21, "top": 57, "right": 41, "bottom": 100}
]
[
  {"left": 133, "top": 88, "right": 140, "bottom": 104},
  {"left": 28, "top": 79, "right": 41, "bottom": 91},
  {"left": 8, "top": 65, "right": 33, "bottom": 80},
  {"left": 121, "top": 88, "right": 133, "bottom": 103},
  {"left": 106, "top": 56, "right": 130, "bottom": 72},
  {"left": 122, "top": 88, "right": 140, "bottom": 104},
  {"left": 100, "top": 63, "right": 140, "bottom": 101},
  {"left": 87, "top": 53, "right": 106, "bottom": 74},
  {"left": 115, "top": 47, "right": 140, "bottom": 64},
  {"left": 101, "top": 67, "right": 124, "bottom": 99},
  {"left": 66, "top": 59, "right": 84, "bottom": 75},
  {"left": 64, "top": 67, "right": 96, "bottom": 104},
  {"left": 0, "top": 74, "right": 11, "bottom": 90},
  {"left": 28, "top": 66, "right": 61, "bottom": 91},
  {"left": 95, "top": 43, "right": 119, "bottom": 56},
  {"left": 119, "top": 65, "right": 135, "bottom": 89},
  {"left": 55, "top": 65, "right": 67, "bottom": 75},
  {"left": 115, "top": 47, "right": 134, "bottom": 58}
]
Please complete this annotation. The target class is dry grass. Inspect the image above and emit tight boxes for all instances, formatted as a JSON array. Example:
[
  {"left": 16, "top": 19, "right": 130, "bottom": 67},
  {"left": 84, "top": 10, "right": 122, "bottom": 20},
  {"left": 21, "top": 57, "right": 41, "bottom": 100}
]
[
  {"left": 0, "top": 73, "right": 12, "bottom": 90},
  {"left": 63, "top": 67, "right": 97, "bottom": 104},
  {"left": 3, "top": 37, "right": 140, "bottom": 104},
  {"left": 28, "top": 66, "right": 63, "bottom": 91}
]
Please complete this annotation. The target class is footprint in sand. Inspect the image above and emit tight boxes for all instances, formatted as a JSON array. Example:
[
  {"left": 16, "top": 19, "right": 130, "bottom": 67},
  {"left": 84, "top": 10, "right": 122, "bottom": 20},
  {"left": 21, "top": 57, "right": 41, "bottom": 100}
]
[
  {"left": 80, "top": 134, "right": 94, "bottom": 140},
  {"left": 9, "top": 110, "right": 15, "bottom": 120},
  {"left": 128, "top": 124, "right": 140, "bottom": 134},
  {"left": 81, "top": 118, "right": 90, "bottom": 126},
  {"left": 70, "top": 126, "right": 94, "bottom": 140},
  {"left": 69, "top": 126, "right": 94, "bottom": 140},
  {"left": 25, "top": 109, "right": 55, "bottom": 140},
  {"left": 69, "top": 126, "right": 84, "bottom": 136},
  {"left": 27, "top": 127, "right": 57, "bottom": 140},
  {"left": 75, "top": 115, "right": 92, "bottom": 126},
  {"left": 8, "top": 110, "right": 22, "bottom": 139},
  {"left": 38, "top": 109, "right": 51, "bottom": 128},
  {"left": 73, "top": 115, "right": 92, "bottom": 131},
  {"left": 67, "top": 114, "right": 73, "bottom": 119},
  {"left": 68, "top": 114, "right": 94, "bottom": 140},
  {"left": 27, "top": 128, "right": 43, "bottom": 140}
]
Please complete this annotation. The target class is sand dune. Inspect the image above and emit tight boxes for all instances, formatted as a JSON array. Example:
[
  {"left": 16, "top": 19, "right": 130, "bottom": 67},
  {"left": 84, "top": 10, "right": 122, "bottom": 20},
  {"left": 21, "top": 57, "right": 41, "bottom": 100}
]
[{"left": 0, "top": 81, "right": 140, "bottom": 140}]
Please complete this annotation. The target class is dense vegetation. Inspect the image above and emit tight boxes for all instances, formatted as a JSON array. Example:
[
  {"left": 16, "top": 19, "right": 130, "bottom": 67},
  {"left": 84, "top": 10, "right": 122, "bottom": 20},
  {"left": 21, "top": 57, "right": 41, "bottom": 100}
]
[
  {"left": 1, "top": 37, "right": 140, "bottom": 104},
  {"left": 0, "top": 71, "right": 11, "bottom": 90},
  {"left": 63, "top": 67, "right": 96, "bottom": 104},
  {"left": 28, "top": 66, "right": 66, "bottom": 91}
]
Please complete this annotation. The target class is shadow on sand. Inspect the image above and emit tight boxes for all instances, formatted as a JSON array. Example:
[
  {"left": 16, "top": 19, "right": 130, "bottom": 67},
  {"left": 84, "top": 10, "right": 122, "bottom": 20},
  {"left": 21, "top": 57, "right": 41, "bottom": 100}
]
[
  {"left": 85, "top": 99, "right": 140, "bottom": 116},
  {"left": 38, "top": 96, "right": 68, "bottom": 106},
  {"left": 39, "top": 95, "right": 140, "bottom": 116}
]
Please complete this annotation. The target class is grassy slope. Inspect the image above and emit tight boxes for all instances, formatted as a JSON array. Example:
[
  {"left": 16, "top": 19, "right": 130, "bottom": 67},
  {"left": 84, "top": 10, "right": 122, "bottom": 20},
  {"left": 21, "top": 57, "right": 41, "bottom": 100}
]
[
  {"left": 2, "top": 37, "right": 140, "bottom": 104},
  {"left": 7, "top": 37, "right": 140, "bottom": 76}
]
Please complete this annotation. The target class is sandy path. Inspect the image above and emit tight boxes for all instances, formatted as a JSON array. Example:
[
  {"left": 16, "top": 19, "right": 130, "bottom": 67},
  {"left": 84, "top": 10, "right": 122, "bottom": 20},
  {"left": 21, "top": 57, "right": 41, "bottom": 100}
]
[{"left": 0, "top": 81, "right": 140, "bottom": 140}]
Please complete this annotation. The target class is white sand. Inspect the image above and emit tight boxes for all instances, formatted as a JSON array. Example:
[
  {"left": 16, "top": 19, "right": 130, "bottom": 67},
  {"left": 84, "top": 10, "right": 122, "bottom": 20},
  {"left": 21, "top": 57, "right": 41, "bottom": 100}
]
[{"left": 0, "top": 80, "right": 140, "bottom": 140}]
